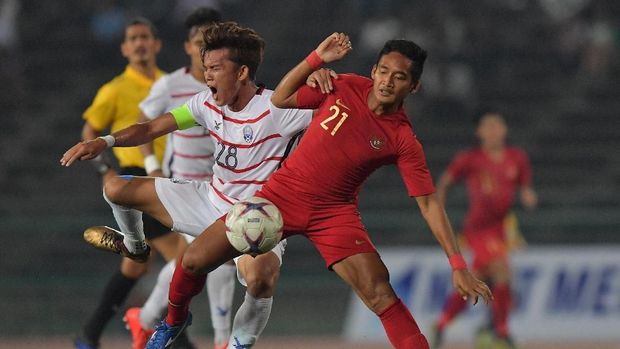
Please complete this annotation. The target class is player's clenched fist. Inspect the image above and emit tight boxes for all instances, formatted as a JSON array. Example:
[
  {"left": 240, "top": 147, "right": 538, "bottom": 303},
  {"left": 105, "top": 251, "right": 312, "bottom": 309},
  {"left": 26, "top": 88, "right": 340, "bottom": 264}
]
[{"left": 60, "top": 138, "right": 107, "bottom": 167}]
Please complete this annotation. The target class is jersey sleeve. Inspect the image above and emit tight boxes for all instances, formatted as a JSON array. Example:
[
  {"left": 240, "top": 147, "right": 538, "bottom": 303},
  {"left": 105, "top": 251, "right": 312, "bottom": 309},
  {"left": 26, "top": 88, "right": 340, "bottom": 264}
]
[
  {"left": 170, "top": 92, "right": 206, "bottom": 130},
  {"left": 270, "top": 106, "right": 313, "bottom": 137},
  {"left": 82, "top": 83, "right": 116, "bottom": 131},
  {"left": 446, "top": 151, "right": 471, "bottom": 181},
  {"left": 396, "top": 131, "right": 436, "bottom": 197},
  {"left": 170, "top": 90, "right": 211, "bottom": 130},
  {"left": 296, "top": 84, "right": 328, "bottom": 109},
  {"left": 139, "top": 76, "right": 170, "bottom": 120},
  {"left": 184, "top": 91, "right": 213, "bottom": 129}
]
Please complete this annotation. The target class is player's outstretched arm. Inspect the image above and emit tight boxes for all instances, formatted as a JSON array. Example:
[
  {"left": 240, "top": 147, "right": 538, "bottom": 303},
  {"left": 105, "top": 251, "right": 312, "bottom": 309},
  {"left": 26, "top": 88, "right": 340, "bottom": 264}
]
[
  {"left": 271, "top": 32, "right": 352, "bottom": 108},
  {"left": 435, "top": 172, "right": 455, "bottom": 207},
  {"left": 415, "top": 193, "right": 493, "bottom": 305},
  {"left": 60, "top": 113, "right": 178, "bottom": 167}
]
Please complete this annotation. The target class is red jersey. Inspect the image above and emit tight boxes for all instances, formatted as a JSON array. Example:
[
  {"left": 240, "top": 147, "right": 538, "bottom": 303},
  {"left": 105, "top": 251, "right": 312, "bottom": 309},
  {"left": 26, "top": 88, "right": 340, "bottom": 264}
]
[
  {"left": 447, "top": 147, "right": 531, "bottom": 234},
  {"left": 262, "top": 74, "right": 435, "bottom": 204}
]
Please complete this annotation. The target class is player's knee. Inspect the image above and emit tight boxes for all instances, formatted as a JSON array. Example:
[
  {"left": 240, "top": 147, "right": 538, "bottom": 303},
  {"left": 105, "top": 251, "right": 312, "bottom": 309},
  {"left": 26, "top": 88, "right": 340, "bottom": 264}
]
[
  {"left": 359, "top": 280, "right": 396, "bottom": 314},
  {"left": 103, "top": 176, "right": 128, "bottom": 204},
  {"left": 491, "top": 272, "right": 511, "bottom": 285},
  {"left": 488, "top": 260, "right": 511, "bottom": 284},
  {"left": 244, "top": 264, "right": 280, "bottom": 298},
  {"left": 181, "top": 249, "right": 205, "bottom": 275}
]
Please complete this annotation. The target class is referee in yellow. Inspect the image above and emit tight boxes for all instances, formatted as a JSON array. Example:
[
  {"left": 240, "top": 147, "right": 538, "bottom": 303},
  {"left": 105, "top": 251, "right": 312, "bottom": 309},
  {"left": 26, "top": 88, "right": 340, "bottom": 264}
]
[{"left": 74, "top": 17, "right": 188, "bottom": 349}]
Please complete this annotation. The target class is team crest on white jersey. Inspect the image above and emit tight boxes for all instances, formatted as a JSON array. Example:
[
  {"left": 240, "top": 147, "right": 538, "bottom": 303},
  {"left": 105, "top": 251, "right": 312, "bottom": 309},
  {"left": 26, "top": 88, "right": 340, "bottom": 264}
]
[
  {"left": 169, "top": 178, "right": 191, "bottom": 184},
  {"left": 243, "top": 125, "right": 254, "bottom": 143},
  {"left": 369, "top": 136, "right": 385, "bottom": 150}
]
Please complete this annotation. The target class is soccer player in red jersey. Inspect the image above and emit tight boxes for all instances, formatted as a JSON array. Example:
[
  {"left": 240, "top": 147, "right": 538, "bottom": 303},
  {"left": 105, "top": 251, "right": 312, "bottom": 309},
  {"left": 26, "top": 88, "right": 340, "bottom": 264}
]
[
  {"left": 144, "top": 33, "right": 493, "bottom": 349},
  {"left": 430, "top": 111, "right": 537, "bottom": 349}
]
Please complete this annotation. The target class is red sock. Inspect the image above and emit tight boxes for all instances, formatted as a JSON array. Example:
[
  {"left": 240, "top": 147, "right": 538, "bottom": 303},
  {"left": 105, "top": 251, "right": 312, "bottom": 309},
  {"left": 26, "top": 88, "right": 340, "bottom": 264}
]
[
  {"left": 166, "top": 257, "right": 207, "bottom": 326},
  {"left": 378, "top": 299, "right": 429, "bottom": 349},
  {"left": 491, "top": 284, "right": 512, "bottom": 338},
  {"left": 437, "top": 291, "right": 468, "bottom": 330}
]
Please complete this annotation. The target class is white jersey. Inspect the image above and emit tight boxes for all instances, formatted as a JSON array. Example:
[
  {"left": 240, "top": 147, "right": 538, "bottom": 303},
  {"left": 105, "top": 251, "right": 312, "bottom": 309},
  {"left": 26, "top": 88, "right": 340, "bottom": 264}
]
[
  {"left": 140, "top": 67, "right": 215, "bottom": 181},
  {"left": 182, "top": 86, "right": 312, "bottom": 214}
]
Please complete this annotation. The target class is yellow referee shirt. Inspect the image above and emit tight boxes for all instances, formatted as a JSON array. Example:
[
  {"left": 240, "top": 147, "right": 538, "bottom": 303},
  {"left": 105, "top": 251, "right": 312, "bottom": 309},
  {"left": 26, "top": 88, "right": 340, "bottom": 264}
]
[{"left": 83, "top": 65, "right": 166, "bottom": 168}]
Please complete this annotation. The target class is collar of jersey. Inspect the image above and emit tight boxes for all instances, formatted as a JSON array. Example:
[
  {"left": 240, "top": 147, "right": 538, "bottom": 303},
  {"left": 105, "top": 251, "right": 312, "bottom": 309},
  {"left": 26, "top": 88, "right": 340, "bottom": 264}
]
[{"left": 124, "top": 65, "right": 163, "bottom": 87}]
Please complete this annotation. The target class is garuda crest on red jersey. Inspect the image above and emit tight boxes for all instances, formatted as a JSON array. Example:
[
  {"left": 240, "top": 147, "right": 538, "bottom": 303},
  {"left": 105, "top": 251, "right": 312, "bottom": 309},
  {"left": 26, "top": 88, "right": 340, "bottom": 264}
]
[{"left": 369, "top": 136, "right": 385, "bottom": 151}]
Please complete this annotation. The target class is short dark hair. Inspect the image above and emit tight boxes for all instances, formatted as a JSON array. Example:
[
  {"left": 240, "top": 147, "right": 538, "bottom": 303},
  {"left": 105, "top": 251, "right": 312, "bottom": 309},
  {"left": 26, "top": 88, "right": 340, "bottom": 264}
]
[
  {"left": 124, "top": 17, "right": 158, "bottom": 40},
  {"left": 185, "top": 7, "right": 221, "bottom": 39},
  {"left": 201, "top": 22, "right": 265, "bottom": 80},
  {"left": 473, "top": 108, "right": 505, "bottom": 125},
  {"left": 376, "top": 39, "right": 427, "bottom": 83}
]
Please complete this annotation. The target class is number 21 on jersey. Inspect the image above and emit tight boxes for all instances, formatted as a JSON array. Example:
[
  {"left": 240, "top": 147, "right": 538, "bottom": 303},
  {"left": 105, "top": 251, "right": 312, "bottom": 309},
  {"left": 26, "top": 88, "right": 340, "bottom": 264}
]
[{"left": 320, "top": 104, "right": 348, "bottom": 136}]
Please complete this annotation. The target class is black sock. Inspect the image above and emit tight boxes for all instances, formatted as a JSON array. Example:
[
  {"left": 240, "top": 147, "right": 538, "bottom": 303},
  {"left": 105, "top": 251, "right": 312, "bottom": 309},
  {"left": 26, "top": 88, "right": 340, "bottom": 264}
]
[{"left": 81, "top": 270, "right": 137, "bottom": 344}]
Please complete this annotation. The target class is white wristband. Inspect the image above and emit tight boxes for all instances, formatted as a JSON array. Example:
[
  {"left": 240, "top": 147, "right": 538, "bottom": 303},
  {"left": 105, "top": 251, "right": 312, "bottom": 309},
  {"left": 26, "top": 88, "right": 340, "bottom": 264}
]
[
  {"left": 98, "top": 135, "right": 115, "bottom": 148},
  {"left": 143, "top": 154, "right": 161, "bottom": 174}
]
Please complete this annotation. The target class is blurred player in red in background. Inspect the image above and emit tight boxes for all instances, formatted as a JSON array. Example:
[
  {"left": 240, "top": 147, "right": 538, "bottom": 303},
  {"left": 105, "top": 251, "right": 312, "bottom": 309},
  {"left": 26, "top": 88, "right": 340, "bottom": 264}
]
[
  {"left": 430, "top": 111, "right": 538, "bottom": 349},
  {"left": 142, "top": 32, "right": 493, "bottom": 349}
]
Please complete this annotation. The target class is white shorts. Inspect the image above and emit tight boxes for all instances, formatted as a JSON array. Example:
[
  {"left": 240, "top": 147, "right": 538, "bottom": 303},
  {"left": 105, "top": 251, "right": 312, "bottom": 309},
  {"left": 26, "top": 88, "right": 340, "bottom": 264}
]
[
  {"left": 154, "top": 177, "right": 226, "bottom": 236},
  {"left": 154, "top": 177, "right": 287, "bottom": 286}
]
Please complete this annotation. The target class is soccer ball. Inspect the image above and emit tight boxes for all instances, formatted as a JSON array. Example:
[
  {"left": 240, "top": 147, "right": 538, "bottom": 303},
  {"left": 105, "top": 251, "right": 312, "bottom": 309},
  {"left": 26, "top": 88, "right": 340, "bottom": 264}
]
[{"left": 225, "top": 196, "right": 283, "bottom": 256}]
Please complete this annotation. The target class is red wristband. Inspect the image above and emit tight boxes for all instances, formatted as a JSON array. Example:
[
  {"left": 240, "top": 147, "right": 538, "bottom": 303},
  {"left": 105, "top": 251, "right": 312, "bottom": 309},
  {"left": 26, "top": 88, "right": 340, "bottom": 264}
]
[
  {"left": 305, "top": 50, "right": 324, "bottom": 70},
  {"left": 449, "top": 255, "right": 467, "bottom": 270}
]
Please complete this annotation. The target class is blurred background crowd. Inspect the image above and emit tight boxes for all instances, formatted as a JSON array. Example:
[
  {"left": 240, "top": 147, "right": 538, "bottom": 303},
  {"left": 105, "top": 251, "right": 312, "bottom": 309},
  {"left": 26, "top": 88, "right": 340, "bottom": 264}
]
[{"left": 1, "top": 0, "right": 619, "bottom": 341}]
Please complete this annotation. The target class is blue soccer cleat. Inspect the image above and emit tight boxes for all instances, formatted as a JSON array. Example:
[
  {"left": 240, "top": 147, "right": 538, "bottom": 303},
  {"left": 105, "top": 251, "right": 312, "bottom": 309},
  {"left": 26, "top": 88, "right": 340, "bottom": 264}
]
[
  {"left": 146, "top": 312, "right": 193, "bottom": 349},
  {"left": 73, "top": 336, "right": 98, "bottom": 349}
]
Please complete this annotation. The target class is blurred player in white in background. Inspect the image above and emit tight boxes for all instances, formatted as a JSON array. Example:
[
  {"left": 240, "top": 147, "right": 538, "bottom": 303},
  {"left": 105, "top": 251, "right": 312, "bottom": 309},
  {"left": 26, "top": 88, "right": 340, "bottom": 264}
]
[
  {"left": 61, "top": 21, "right": 313, "bottom": 349},
  {"left": 122, "top": 8, "right": 239, "bottom": 349},
  {"left": 73, "top": 17, "right": 190, "bottom": 349}
]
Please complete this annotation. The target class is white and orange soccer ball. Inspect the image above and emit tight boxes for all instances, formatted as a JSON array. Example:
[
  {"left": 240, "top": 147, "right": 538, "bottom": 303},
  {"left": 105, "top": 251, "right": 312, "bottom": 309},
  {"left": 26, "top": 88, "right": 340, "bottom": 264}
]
[{"left": 225, "top": 196, "right": 283, "bottom": 256}]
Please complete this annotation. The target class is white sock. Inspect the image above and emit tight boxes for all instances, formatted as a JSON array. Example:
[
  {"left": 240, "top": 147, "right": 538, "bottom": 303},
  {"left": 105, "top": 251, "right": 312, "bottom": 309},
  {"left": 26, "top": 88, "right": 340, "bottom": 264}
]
[
  {"left": 207, "top": 263, "right": 237, "bottom": 346},
  {"left": 139, "top": 260, "right": 175, "bottom": 329},
  {"left": 103, "top": 189, "right": 146, "bottom": 254},
  {"left": 227, "top": 292, "right": 273, "bottom": 349}
]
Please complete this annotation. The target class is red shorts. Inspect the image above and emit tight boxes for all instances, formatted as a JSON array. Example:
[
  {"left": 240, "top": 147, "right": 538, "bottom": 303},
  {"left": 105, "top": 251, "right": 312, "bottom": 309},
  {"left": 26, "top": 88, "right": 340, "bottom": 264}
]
[
  {"left": 256, "top": 186, "right": 377, "bottom": 268},
  {"left": 463, "top": 225, "right": 508, "bottom": 271}
]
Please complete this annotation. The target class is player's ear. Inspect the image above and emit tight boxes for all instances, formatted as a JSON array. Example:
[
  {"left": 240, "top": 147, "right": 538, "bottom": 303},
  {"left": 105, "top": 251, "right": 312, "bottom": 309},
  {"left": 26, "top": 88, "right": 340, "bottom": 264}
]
[
  {"left": 154, "top": 38, "right": 162, "bottom": 54},
  {"left": 120, "top": 41, "right": 129, "bottom": 58},
  {"left": 370, "top": 64, "right": 377, "bottom": 79},
  {"left": 410, "top": 80, "right": 421, "bottom": 94},
  {"left": 238, "top": 65, "right": 250, "bottom": 81},
  {"left": 475, "top": 124, "right": 482, "bottom": 138},
  {"left": 184, "top": 40, "right": 192, "bottom": 55}
]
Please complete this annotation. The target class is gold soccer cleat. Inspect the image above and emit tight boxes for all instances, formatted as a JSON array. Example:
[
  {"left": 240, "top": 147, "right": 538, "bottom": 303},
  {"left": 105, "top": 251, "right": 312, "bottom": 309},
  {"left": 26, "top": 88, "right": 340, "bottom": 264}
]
[{"left": 83, "top": 226, "right": 151, "bottom": 263}]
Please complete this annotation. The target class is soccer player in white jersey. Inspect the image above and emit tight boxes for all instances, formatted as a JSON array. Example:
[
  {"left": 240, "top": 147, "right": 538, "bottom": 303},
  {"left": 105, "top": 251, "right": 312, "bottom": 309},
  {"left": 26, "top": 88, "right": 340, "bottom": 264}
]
[
  {"left": 123, "top": 8, "right": 239, "bottom": 349},
  {"left": 61, "top": 22, "right": 312, "bottom": 349}
]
